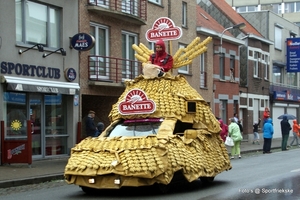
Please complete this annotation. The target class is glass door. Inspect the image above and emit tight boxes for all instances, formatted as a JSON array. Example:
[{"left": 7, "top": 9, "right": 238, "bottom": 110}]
[{"left": 29, "top": 94, "right": 43, "bottom": 157}]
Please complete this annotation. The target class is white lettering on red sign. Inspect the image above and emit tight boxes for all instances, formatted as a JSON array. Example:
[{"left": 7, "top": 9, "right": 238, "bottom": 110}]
[
  {"left": 118, "top": 89, "right": 156, "bottom": 115},
  {"left": 146, "top": 17, "right": 182, "bottom": 42}
]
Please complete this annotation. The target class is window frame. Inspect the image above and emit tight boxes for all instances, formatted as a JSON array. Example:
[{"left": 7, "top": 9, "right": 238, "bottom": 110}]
[
  {"left": 148, "top": 0, "right": 161, "bottom": 5},
  {"left": 89, "top": 23, "right": 110, "bottom": 80},
  {"left": 121, "top": 31, "right": 138, "bottom": 80},
  {"left": 274, "top": 25, "right": 283, "bottom": 50},
  {"left": 200, "top": 53, "right": 206, "bottom": 88},
  {"left": 182, "top": 1, "right": 187, "bottom": 27},
  {"left": 16, "top": 0, "right": 61, "bottom": 48},
  {"left": 178, "top": 43, "right": 189, "bottom": 74}
]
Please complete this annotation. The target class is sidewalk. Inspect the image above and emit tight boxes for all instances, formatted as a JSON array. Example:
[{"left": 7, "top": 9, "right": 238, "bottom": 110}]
[{"left": 0, "top": 137, "right": 288, "bottom": 189}]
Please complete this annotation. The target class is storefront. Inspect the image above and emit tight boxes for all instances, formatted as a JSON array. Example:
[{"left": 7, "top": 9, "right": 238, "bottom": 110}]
[
  {"left": 1, "top": 75, "right": 79, "bottom": 160},
  {"left": 272, "top": 90, "right": 299, "bottom": 138}
]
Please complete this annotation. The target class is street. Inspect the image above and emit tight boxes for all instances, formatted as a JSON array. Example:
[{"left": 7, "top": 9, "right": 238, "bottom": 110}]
[{"left": 0, "top": 149, "right": 299, "bottom": 200}]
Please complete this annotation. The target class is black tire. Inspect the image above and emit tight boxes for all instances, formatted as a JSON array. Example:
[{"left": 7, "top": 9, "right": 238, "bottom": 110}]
[
  {"left": 157, "top": 183, "right": 171, "bottom": 194},
  {"left": 199, "top": 176, "right": 215, "bottom": 184},
  {"left": 80, "top": 186, "right": 98, "bottom": 194}
]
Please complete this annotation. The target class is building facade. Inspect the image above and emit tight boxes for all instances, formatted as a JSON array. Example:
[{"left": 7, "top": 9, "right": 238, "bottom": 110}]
[
  {"left": 0, "top": 0, "right": 79, "bottom": 162},
  {"left": 241, "top": 10, "right": 300, "bottom": 138},
  {"left": 198, "top": 0, "right": 273, "bottom": 139},
  {"left": 78, "top": 0, "right": 213, "bottom": 139},
  {"left": 225, "top": 0, "right": 300, "bottom": 26}
]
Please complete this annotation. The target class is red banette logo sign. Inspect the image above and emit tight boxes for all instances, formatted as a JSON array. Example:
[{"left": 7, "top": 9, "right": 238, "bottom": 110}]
[
  {"left": 145, "top": 17, "right": 182, "bottom": 42},
  {"left": 118, "top": 89, "right": 156, "bottom": 115}
]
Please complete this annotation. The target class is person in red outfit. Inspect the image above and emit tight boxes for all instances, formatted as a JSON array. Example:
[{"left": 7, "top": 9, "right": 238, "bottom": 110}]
[
  {"left": 149, "top": 39, "right": 173, "bottom": 75},
  {"left": 263, "top": 107, "right": 270, "bottom": 123},
  {"left": 218, "top": 119, "right": 228, "bottom": 142}
]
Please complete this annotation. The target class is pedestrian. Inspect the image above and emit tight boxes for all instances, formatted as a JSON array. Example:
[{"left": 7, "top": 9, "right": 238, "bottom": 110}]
[
  {"left": 237, "top": 120, "right": 243, "bottom": 135},
  {"left": 280, "top": 115, "right": 291, "bottom": 151},
  {"left": 233, "top": 113, "right": 239, "bottom": 123},
  {"left": 149, "top": 39, "right": 173, "bottom": 76},
  {"left": 95, "top": 122, "right": 105, "bottom": 137},
  {"left": 263, "top": 107, "right": 270, "bottom": 124},
  {"left": 85, "top": 110, "right": 98, "bottom": 137},
  {"left": 228, "top": 118, "right": 243, "bottom": 159},
  {"left": 218, "top": 119, "right": 228, "bottom": 142},
  {"left": 263, "top": 118, "right": 274, "bottom": 154},
  {"left": 290, "top": 119, "right": 300, "bottom": 147},
  {"left": 253, "top": 119, "right": 261, "bottom": 145}
]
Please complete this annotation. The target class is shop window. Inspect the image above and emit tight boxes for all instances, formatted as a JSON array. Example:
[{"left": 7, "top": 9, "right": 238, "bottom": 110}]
[
  {"left": 16, "top": 0, "right": 61, "bottom": 48},
  {"left": 4, "top": 92, "right": 27, "bottom": 137}
]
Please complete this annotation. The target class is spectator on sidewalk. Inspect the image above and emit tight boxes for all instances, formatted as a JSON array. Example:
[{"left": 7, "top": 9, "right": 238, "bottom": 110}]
[
  {"left": 85, "top": 110, "right": 98, "bottom": 137},
  {"left": 263, "top": 107, "right": 270, "bottom": 124},
  {"left": 253, "top": 119, "right": 261, "bottom": 145},
  {"left": 263, "top": 118, "right": 274, "bottom": 154},
  {"left": 290, "top": 119, "right": 300, "bottom": 147},
  {"left": 218, "top": 118, "right": 228, "bottom": 142},
  {"left": 228, "top": 118, "right": 243, "bottom": 159},
  {"left": 280, "top": 115, "right": 291, "bottom": 151}
]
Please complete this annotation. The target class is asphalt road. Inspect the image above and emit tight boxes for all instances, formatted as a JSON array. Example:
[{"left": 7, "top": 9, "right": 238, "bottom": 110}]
[{"left": 0, "top": 149, "right": 299, "bottom": 200}]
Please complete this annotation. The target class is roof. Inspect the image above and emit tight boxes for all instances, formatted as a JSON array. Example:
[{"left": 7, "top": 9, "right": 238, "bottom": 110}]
[
  {"left": 209, "top": 0, "right": 263, "bottom": 38},
  {"left": 196, "top": 5, "right": 233, "bottom": 37}
]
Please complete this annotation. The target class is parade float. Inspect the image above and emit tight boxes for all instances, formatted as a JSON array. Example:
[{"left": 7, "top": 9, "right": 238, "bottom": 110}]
[{"left": 64, "top": 17, "right": 231, "bottom": 193}]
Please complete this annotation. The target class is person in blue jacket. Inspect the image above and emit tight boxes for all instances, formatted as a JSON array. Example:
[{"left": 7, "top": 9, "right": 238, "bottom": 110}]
[{"left": 263, "top": 118, "right": 274, "bottom": 154}]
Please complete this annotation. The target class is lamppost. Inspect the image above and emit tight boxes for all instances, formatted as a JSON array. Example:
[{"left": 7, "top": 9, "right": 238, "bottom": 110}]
[{"left": 220, "top": 22, "right": 246, "bottom": 54}]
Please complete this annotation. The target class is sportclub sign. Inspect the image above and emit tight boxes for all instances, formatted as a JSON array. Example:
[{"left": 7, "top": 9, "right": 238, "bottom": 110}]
[{"left": 145, "top": 17, "right": 182, "bottom": 42}]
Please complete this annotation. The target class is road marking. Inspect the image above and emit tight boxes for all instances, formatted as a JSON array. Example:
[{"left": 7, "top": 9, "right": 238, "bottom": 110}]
[{"left": 290, "top": 168, "right": 300, "bottom": 173}]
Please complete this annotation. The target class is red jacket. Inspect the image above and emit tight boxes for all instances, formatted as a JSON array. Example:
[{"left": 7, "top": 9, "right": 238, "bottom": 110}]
[
  {"left": 292, "top": 120, "right": 300, "bottom": 135},
  {"left": 149, "top": 39, "right": 173, "bottom": 72}
]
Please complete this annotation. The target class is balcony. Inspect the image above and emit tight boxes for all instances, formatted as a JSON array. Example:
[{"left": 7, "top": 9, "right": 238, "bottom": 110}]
[
  {"left": 87, "top": 0, "right": 147, "bottom": 25},
  {"left": 88, "top": 55, "right": 142, "bottom": 87},
  {"left": 270, "top": 82, "right": 300, "bottom": 95}
]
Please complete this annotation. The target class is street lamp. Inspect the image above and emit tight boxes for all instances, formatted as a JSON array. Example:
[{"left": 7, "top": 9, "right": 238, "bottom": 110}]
[{"left": 220, "top": 22, "right": 246, "bottom": 54}]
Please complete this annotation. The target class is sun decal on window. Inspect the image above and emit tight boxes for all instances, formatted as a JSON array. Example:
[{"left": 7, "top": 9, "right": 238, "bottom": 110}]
[{"left": 11, "top": 120, "right": 22, "bottom": 131}]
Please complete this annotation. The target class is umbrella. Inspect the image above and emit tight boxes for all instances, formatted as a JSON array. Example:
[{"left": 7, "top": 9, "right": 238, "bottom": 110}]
[{"left": 277, "top": 114, "right": 297, "bottom": 120}]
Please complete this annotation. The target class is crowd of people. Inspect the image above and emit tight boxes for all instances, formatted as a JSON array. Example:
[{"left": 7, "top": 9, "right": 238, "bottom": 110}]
[{"left": 218, "top": 107, "right": 300, "bottom": 158}]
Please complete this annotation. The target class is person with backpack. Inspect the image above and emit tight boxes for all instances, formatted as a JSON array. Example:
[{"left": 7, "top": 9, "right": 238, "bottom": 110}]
[{"left": 149, "top": 39, "right": 173, "bottom": 76}]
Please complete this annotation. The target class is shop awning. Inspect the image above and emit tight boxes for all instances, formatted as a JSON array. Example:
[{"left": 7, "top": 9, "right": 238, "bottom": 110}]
[{"left": 1, "top": 76, "right": 80, "bottom": 95}]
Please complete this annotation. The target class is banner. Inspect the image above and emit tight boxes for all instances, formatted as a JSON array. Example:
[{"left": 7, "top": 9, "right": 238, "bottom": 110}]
[{"left": 286, "top": 38, "right": 300, "bottom": 72}]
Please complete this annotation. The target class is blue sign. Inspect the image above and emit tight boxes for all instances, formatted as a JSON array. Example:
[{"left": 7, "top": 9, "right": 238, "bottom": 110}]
[
  {"left": 64, "top": 68, "right": 76, "bottom": 82},
  {"left": 71, "top": 33, "right": 95, "bottom": 51},
  {"left": 286, "top": 38, "right": 300, "bottom": 72}
]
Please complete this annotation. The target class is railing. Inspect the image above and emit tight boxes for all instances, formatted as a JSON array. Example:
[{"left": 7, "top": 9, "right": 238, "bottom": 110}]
[
  {"left": 88, "top": 55, "right": 143, "bottom": 83},
  {"left": 270, "top": 83, "right": 300, "bottom": 95},
  {"left": 200, "top": 71, "right": 207, "bottom": 88},
  {"left": 87, "top": 0, "right": 147, "bottom": 21}
]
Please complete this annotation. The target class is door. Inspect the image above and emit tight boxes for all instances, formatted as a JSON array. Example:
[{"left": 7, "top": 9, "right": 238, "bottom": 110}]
[{"left": 30, "top": 94, "right": 43, "bottom": 158}]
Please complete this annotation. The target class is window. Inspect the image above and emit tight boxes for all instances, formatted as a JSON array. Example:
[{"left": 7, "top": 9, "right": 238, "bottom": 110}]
[
  {"left": 178, "top": 44, "right": 189, "bottom": 74},
  {"left": 263, "top": 54, "right": 269, "bottom": 80},
  {"left": 287, "top": 72, "right": 297, "bottom": 86},
  {"left": 219, "top": 53, "right": 225, "bottom": 80},
  {"left": 236, "top": 5, "right": 257, "bottom": 13},
  {"left": 122, "top": 31, "right": 138, "bottom": 79},
  {"left": 272, "top": 3, "right": 282, "bottom": 14},
  {"left": 182, "top": 2, "right": 187, "bottom": 27},
  {"left": 200, "top": 53, "right": 206, "bottom": 88},
  {"left": 230, "top": 55, "right": 235, "bottom": 82},
  {"left": 285, "top": 2, "right": 300, "bottom": 13},
  {"left": 273, "top": 65, "right": 283, "bottom": 84},
  {"left": 122, "top": 0, "right": 138, "bottom": 16},
  {"left": 16, "top": 0, "right": 60, "bottom": 48},
  {"left": 254, "top": 51, "right": 259, "bottom": 77},
  {"left": 274, "top": 26, "right": 282, "bottom": 50},
  {"left": 89, "top": 23, "right": 109, "bottom": 79},
  {"left": 219, "top": 100, "right": 227, "bottom": 123},
  {"left": 148, "top": 0, "right": 161, "bottom": 5},
  {"left": 89, "top": 0, "right": 109, "bottom": 8}
]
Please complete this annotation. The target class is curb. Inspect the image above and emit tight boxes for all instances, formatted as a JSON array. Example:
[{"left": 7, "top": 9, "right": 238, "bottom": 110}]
[{"left": 0, "top": 174, "right": 64, "bottom": 189}]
